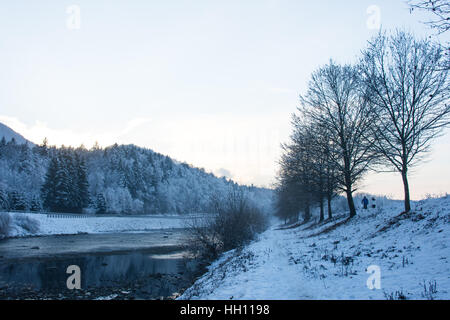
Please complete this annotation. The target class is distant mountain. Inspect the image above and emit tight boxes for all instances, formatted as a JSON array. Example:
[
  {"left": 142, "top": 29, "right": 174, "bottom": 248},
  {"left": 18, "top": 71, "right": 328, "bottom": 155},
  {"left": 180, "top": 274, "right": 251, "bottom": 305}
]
[{"left": 0, "top": 122, "right": 34, "bottom": 145}]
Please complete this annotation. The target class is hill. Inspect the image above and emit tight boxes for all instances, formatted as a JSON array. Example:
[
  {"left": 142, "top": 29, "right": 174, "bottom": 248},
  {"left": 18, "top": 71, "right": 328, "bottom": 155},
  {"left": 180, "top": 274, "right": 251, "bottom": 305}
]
[
  {"left": 0, "top": 122, "right": 273, "bottom": 215},
  {"left": 0, "top": 123, "right": 33, "bottom": 146}
]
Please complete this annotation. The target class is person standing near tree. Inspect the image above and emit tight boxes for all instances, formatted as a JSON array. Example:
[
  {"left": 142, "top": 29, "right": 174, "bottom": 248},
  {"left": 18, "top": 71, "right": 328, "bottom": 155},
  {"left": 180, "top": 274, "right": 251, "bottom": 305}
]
[{"left": 362, "top": 196, "right": 369, "bottom": 210}]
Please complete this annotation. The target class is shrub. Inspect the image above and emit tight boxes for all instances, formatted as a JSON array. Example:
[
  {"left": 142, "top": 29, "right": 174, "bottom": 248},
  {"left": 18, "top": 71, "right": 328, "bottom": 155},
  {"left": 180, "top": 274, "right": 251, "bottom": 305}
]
[
  {"left": 13, "top": 213, "right": 40, "bottom": 234},
  {"left": 0, "top": 212, "right": 12, "bottom": 238},
  {"left": 421, "top": 280, "right": 438, "bottom": 300},
  {"left": 383, "top": 289, "right": 407, "bottom": 300},
  {"left": 187, "top": 188, "right": 269, "bottom": 260}
]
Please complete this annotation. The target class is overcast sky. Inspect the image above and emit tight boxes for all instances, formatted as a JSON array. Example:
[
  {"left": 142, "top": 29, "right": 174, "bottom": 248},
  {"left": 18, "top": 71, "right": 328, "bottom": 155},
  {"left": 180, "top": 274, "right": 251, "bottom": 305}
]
[{"left": 0, "top": 0, "right": 449, "bottom": 199}]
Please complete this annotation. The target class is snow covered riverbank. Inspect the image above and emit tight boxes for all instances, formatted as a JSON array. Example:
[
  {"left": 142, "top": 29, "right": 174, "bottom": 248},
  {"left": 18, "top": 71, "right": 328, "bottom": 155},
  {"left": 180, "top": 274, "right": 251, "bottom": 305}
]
[
  {"left": 1, "top": 212, "right": 196, "bottom": 238},
  {"left": 179, "top": 196, "right": 450, "bottom": 300}
]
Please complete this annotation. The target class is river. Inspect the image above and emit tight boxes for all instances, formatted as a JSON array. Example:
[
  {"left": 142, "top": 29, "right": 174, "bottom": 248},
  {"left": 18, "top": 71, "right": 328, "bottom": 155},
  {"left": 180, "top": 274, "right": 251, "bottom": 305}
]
[{"left": 0, "top": 229, "right": 199, "bottom": 300}]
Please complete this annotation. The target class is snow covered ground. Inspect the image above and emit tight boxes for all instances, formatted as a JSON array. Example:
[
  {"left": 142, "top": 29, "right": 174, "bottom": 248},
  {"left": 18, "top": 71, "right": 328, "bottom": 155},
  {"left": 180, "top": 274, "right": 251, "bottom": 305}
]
[
  {"left": 179, "top": 195, "right": 450, "bottom": 300},
  {"left": 2, "top": 212, "right": 194, "bottom": 238}
]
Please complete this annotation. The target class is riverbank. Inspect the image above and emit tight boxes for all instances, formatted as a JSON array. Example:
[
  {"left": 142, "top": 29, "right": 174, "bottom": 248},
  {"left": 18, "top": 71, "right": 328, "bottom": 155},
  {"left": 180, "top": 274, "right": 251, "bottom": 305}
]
[{"left": 1, "top": 212, "right": 201, "bottom": 239}]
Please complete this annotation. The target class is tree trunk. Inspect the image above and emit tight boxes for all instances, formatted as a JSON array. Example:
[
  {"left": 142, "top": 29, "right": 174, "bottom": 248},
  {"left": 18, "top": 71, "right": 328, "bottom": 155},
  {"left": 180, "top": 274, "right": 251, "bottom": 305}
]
[
  {"left": 304, "top": 203, "right": 311, "bottom": 222},
  {"left": 343, "top": 153, "right": 356, "bottom": 218},
  {"left": 344, "top": 166, "right": 357, "bottom": 218},
  {"left": 319, "top": 197, "right": 324, "bottom": 222},
  {"left": 346, "top": 189, "right": 357, "bottom": 218},
  {"left": 327, "top": 193, "right": 332, "bottom": 220},
  {"left": 401, "top": 170, "right": 411, "bottom": 213}
]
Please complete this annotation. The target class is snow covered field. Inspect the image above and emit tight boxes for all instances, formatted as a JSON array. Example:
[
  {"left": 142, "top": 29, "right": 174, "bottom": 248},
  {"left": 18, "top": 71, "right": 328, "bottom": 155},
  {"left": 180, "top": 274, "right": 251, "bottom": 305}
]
[
  {"left": 179, "top": 195, "right": 450, "bottom": 300},
  {"left": 2, "top": 212, "right": 194, "bottom": 238}
]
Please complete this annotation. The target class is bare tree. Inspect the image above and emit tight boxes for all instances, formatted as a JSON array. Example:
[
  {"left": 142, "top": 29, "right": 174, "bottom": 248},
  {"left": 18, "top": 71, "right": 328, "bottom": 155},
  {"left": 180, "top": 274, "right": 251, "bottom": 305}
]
[
  {"left": 360, "top": 31, "right": 450, "bottom": 213},
  {"left": 277, "top": 116, "right": 340, "bottom": 223},
  {"left": 294, "top": 119, "right": 340, "bottom": 222},
  {"left": 300, "top": 61, "right": 376, "bottom": 218},
  {"left": 278, "top": 122, "right": 316, "bottom": 223},
  {"left": 310, "top": 123, "right": 340, "bottom": 220},
  {"left": 408, "top": 0, "right": 450, "bottom": 34},
  {"left": 274, "top": 177, "right": 301, "bottom": 224}
]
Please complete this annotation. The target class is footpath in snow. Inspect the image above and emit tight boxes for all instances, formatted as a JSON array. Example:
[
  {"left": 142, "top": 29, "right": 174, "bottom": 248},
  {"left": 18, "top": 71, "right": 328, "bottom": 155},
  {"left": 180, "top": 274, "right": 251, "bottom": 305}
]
[{"left": 179, "top": 196, "right": 450, "bottom": 300}]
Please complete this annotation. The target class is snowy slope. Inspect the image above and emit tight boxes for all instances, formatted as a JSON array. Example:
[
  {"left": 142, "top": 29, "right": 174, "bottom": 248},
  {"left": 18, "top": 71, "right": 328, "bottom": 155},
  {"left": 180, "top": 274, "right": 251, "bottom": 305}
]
[
  {"left": 0, "top": 122, "right": 33, "bottom": 145},
  {"left": 179, "top": 195, "right": 450, "bottom": 300}
]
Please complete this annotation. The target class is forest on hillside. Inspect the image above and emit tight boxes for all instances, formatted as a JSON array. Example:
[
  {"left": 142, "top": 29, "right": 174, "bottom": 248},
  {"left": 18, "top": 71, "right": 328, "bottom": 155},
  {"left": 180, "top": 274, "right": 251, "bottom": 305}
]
[{"left": 0, "top": 137, "right": 273, "bottom": 215}]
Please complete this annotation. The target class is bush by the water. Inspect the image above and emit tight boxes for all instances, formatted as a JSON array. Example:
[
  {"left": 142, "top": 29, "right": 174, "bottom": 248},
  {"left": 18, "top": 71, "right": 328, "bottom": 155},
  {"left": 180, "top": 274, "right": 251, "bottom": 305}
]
[
  {"left": 0, "top": 212, "right": 12, "bottom": 238},
  {"left": 187, "top": 189, "right": 269, "bottom": 260},
  {"left": 13, "top": 213, "right": 40, "bottom": 234},
  {"left": 0, "top": 212, "right": 40, "bottom": 238}
]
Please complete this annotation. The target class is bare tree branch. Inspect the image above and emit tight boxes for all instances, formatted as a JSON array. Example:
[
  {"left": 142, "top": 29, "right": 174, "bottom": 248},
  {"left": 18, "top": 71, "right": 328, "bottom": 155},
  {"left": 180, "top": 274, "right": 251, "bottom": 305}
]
[{"left": 408, "top": 0, "right": 450, "bottom": 34}]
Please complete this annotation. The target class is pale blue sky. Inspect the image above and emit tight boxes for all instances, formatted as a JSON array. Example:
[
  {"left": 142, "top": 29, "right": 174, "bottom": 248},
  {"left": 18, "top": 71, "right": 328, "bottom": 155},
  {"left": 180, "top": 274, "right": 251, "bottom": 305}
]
[{"left": 0, "top": 0, "right": 449, "bottom": 199}]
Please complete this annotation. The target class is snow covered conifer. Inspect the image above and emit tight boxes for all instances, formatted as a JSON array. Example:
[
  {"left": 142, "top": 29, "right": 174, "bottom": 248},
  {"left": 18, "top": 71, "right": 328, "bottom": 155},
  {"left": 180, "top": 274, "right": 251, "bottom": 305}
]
[
  {"left": 8, "top": 191, "right": 27, "bottom": 211},
  {"left": 0, "top": 188, "right": 9, "bottom": 211},
  {"left": 41, "top": 156, "right": 59, "bottom": 212},
  {"left": 95, "top": 193, "right": 107, "bottom": 214},
  {"left": 30, "top": 195, "right": 42, "bottom": 212}
]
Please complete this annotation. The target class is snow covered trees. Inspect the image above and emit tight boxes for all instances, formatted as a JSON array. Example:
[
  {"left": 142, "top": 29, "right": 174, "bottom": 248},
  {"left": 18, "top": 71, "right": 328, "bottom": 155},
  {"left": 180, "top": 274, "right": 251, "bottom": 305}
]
[
  {"left": 41, "top": 149, "right": 90, "bottom": 213},
  {"left": 0, "top": 188, "right": 8, "bottom": 210},
  {"left": 41, "top": 157, "right": 58, "bottom": 211},
  {"left": 0, "top": 138, "right": 47, "bottom": 212},
  {"left": 95, "top": 193, "right": 107, "bottom": 214},
  {"left": 1, "top": 132, "right": 272, "bottom": 215},
  {"left": 8, "top": 191, "right": 28, "bottom": 211}
]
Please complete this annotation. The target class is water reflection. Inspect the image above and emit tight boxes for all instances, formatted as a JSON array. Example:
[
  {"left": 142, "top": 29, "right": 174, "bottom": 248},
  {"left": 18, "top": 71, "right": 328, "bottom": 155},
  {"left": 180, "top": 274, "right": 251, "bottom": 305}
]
[{"left": 0, "top": 251, "right": 187, "bottom": 292}]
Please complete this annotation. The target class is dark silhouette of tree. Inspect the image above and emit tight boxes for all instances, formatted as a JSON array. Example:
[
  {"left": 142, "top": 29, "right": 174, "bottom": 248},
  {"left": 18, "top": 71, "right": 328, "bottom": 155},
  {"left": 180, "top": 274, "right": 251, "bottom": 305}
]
[
  {"left": 306, "top": 122, "right": 340, "bottom": 221},
  {"left": 276, "top": 114, "right": 341, "bottom": 224},
  {"left": 299, "top": 61, "right": 376, "bottom": 218},
  {"left": 278, "top": 122, "right": 316, "bottom": 223}
]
